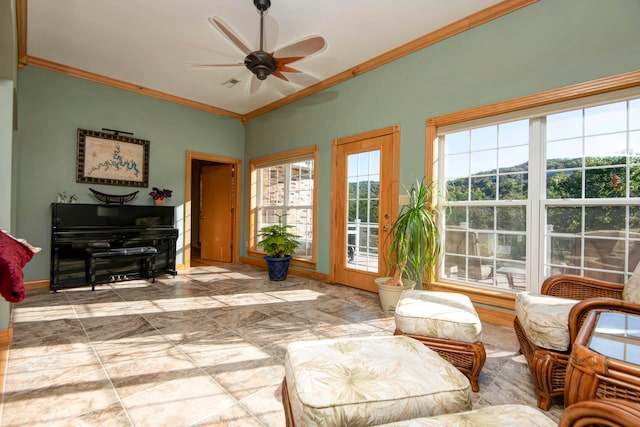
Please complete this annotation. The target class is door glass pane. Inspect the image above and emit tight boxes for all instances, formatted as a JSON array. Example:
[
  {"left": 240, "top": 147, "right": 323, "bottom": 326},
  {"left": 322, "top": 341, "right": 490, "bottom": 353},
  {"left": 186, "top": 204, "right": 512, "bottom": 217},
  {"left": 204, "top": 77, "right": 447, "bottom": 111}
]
[{"left": 346, "top": 150, "right": 380, "bottom": 272}]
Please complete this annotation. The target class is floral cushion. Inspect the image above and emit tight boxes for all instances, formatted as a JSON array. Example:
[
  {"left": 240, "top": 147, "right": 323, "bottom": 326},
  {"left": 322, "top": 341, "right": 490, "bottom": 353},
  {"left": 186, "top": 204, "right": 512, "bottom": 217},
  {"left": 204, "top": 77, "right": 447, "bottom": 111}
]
[
  {"left": 395, "top": 290, "right": 482, "bottom": 343},
  {"left": 284, "top": 335, "right": 472, "bottom": 426},
  {"left": 515, "top": 292, "right": 578, "bottom": 351},
  {"left": 374, "top": 404, "right": 556, "bottom": 427}
]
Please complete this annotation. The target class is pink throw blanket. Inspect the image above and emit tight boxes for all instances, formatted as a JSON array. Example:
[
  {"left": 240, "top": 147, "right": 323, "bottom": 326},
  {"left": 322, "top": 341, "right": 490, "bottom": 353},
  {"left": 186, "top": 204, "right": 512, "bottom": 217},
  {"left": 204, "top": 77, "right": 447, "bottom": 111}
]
[{"left": 0, "top": 230, "right": 36, "bottom": 303}]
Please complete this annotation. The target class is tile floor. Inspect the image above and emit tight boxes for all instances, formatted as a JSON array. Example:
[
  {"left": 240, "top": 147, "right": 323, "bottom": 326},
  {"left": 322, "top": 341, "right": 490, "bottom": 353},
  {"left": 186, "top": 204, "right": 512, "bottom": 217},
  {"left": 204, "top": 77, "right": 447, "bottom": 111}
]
[{"left": 1, "top": 263, "right": 563, "bottom": 426}]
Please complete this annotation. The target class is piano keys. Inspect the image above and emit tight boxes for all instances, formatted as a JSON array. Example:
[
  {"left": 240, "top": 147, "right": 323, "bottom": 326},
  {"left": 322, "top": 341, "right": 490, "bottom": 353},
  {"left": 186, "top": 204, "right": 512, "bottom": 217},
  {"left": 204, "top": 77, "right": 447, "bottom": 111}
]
[{"left": 50, "top": 203, "right": 178, "bottom": 291}]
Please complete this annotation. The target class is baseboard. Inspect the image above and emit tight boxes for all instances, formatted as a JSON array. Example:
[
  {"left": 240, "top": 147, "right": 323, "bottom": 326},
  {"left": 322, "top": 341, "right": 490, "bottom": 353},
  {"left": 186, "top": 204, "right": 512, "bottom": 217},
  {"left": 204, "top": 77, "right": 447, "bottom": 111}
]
[
  {"left": 0, "top": 324, "right": 13, "bottom": 401},
  {"left": 239, "top": 256, "right": 330, "bottom": 282},
  {"left": 475, "top": 305, "right": 514, "bottom": 327},
  {"left": 25, "top": 279, "right": 49, "bottom": 290}
]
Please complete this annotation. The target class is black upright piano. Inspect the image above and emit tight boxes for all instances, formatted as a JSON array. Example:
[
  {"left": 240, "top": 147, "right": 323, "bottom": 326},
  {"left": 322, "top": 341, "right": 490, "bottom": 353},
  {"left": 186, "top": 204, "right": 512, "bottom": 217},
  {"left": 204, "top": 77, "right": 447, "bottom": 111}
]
[{"left": 50, "top": 203, "right": 178, "bottom": 291}]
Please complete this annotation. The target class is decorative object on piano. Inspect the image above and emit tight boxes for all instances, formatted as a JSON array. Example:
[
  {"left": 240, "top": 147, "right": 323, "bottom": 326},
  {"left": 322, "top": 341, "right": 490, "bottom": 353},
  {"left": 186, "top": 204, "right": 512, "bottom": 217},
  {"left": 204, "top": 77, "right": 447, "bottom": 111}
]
[
  {"left": 149, "top": 188, "right": 172, "bottom": 206},
  {"left": 0, "top": 229, "right": 41, "bottom": 303},
  {"left": 77, "top": 128, "right": 149, "bottom": 188},
  {"left": 256, "top": 213, "right": 300, "bottom": 281},
  {"left": 69, "top": 194, "right": 78, "bottom": 203},
  {"left": 56, "top": 192, "right": 68, "bottom": 203},
  {"left": 89, "top": 187, "right": 139, "bottom": 204}
]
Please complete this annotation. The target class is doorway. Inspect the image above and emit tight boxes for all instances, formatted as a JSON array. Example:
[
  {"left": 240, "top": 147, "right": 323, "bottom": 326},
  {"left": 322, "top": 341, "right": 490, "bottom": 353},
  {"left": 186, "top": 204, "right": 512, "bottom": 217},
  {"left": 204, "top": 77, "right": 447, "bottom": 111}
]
[
  {"left": 330, "top": 125, "right": 400, "bottom": 292},
  {"left": 185, "top": 151, "right": 241, "bottom": 269}
]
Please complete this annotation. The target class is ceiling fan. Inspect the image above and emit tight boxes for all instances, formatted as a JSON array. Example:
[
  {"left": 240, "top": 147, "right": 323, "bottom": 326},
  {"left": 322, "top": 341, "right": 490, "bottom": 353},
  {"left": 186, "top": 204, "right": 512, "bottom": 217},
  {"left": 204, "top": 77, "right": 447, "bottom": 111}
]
[{"left": 194, "top": 0, "right": 327, "bottom": 95}]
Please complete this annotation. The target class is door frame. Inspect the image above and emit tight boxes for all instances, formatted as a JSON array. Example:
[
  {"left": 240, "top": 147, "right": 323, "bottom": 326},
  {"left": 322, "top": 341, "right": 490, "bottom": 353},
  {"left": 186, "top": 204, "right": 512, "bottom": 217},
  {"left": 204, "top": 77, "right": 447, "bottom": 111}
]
[
  {"left": 184, "top": 151, "right": 241, "bottom": 269},
  {"left": 329, "top": 125, "right": 401, "bottom": 287}
]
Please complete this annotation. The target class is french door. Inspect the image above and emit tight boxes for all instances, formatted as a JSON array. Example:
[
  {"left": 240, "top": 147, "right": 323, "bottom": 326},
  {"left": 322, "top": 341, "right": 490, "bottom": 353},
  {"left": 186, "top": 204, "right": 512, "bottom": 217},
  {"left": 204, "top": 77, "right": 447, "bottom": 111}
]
[{"left": 331, "top": 125, "right": 400, "bottom": 292}]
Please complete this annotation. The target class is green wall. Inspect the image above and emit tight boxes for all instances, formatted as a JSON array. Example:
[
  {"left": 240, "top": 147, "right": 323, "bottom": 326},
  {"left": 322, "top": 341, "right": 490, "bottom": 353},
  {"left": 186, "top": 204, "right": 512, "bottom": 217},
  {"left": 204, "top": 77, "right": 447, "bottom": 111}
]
[
  {"left": 10, "top": 0, "right": 640, "bottom": 286},
  {"left": 1, "top": 0, "right": 17, "bottom": 329},
  {"left": 14, "top": 67, "right": 244, "bottom": 281},
  {"left": 243, "top": 0, "right": 640, "bottom": 273}
]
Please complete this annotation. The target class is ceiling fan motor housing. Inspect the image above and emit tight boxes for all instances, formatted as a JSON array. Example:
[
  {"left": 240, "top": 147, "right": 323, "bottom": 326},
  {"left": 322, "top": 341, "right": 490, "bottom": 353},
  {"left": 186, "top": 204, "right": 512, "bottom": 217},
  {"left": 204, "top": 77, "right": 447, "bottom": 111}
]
[{"left": 245, "top": 50, "right": 277, "bottom": 80}]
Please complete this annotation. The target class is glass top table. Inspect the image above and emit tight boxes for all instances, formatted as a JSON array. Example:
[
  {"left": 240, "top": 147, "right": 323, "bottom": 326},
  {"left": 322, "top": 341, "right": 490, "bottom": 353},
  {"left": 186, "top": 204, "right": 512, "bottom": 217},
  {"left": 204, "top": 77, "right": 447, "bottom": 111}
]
[
  {"left": 588, "top": 311, "right": 640, "bottom": 365},
  {"left": 565, "top": 310, "right": 640, "bottom": 407}
]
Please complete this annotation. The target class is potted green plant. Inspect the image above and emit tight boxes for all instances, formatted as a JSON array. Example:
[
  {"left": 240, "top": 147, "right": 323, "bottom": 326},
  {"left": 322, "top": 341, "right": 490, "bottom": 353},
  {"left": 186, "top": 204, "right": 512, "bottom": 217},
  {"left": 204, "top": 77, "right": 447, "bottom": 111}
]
[
  {"left": 257, "top": 214, "right": 301, "bottom": 281},
  {"left": 376, "top": 178, "right": 441, "bottom": 312}
]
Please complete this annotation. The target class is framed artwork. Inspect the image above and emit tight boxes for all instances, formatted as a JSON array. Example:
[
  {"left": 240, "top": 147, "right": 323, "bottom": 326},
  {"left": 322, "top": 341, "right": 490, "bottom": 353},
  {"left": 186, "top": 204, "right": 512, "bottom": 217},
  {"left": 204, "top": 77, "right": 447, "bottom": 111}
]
[{"left": 76, "top": 128, "right": 149, "bottom": 187}]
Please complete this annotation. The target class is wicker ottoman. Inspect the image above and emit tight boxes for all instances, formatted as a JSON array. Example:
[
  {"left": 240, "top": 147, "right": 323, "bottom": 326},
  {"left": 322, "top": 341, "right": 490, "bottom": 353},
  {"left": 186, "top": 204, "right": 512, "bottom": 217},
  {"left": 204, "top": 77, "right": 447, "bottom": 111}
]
[
  {"left": 394, "top": 290, "right": 486, "bottom": 392},
  {"left": 282, "top": 335, "right": 472, "bottom": 427}
]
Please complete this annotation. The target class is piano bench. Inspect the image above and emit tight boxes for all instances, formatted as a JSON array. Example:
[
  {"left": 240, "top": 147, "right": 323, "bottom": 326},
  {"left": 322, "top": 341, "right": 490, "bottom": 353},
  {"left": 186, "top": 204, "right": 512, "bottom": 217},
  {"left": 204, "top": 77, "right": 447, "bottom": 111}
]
[{"left": 85, "top": 246, "right": 158, "bottom": 291}]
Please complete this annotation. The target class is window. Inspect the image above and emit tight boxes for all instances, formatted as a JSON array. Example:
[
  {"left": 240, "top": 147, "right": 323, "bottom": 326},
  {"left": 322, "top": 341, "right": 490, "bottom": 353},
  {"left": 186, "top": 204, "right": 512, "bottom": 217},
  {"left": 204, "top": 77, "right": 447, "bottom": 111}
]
[
  {"left": 249, "top": 146, "right": 318, "bottom": 263},
  {"left": 437, "top": 89, "right": 640, "bottom": 291}
]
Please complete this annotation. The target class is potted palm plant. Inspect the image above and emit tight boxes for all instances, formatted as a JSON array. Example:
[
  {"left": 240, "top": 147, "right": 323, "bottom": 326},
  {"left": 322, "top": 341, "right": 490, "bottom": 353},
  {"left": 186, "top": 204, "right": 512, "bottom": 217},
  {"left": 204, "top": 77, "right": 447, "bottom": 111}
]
[
  {"left": 257, "top": 214, "right": 301, "bottom": 281},
  {"left": 376, "top": 178, "right": 441, "bottom": 312}
]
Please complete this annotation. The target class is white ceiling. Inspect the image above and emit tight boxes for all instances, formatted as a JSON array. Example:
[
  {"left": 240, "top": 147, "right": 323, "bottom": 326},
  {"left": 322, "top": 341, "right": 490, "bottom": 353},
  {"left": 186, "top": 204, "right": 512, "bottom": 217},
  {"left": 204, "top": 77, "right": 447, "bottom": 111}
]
[{"left": 26, "top": 0, "right": 504, "bottom": 116}]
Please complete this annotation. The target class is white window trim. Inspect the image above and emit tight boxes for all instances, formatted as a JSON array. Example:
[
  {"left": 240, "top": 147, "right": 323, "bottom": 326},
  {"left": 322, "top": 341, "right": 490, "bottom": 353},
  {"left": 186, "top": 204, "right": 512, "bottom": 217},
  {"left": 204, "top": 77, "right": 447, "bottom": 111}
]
[
  {"left": 436, "top": 86, "right": 640, "bottom": 292},
  {"left": 248, "top": 146, "right": 318, "bottom": 266}
]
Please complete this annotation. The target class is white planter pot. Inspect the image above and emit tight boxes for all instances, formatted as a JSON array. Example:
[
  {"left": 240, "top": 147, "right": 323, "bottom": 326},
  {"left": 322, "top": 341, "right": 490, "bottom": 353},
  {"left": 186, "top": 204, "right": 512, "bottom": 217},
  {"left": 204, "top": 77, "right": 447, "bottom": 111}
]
[{"left": 374, "top": 277, "right": 416, "bottom": 313}]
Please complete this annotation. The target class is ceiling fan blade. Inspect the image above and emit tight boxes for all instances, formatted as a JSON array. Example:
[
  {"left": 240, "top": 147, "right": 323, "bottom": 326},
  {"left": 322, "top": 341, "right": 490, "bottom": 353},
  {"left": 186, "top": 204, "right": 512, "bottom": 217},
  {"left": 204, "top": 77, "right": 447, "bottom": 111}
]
[
  {"left": 188, "top": 63, "right": 244, "bottom": 68},
  {"left": 274, "top": 36, "right": 327, "bottom": 59},
  {"left": 248, "top": 76, "right": 263, "bottom": 95},
  {"left": 272, "top": 70, "right": 290, "bottom": 82},
  {"left": 281, "top": 72, "right": 320, "bottom": 88},
  {"left": 207, "top": 17, "right": 252, "bottom": 55}
]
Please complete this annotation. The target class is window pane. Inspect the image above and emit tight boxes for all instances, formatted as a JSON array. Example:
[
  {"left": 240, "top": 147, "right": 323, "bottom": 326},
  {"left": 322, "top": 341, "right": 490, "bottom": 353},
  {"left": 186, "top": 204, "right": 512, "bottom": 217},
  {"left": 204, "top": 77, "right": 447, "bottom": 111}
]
[
  {"left": 470, "top": 150, "right": 497, "bottom": 175},
  {"left": 498, "top": 173, "right": 527, "bottom": 200},
  {"left": 632, "top": 166, "right": 640, "bottom": 197},
  {"left": 446, "top": 206, "right": 467, "bottom": 226},
  {"left": 549, "top": 236, "right": 580, "bottom": 266},
  {"left": 631, "top": 131, "right": 640, "bottom": 163},
  {"left": 499, "top": 145, "right": 528, "bottom": 170},
  {"left": 631, "top": 99, "right": 640, "bottom": 131},
  {"left": 497, "top": 206, "right": 526, "bottom": 231},
  {"left": 585, "top": 167, "right": 626, "bottom": 199},
  {"left": 446, "top": 177, "right": 468, "bottom": 201},
  {"left": 496, "top": 234, "right": 525, "bottom": 261},
  {"left": 469, "top": 206, "right": 494, "bottom": 230},
  {"left": 585, "top": 134, "right": 627, "bottom": 167},
  {"left": 348, "top": 200, "right": 357, "bottom": 222},
  {"left": 445, "top": 131, "right": 469, "bottom": 154},
  {"left": 471, "top": 126, "right": 497, "bottom": 150},
  {"left": 585, "top": 101, "right": 627, "bottom": 136},
  {"left": 585, "top": 206, "right": 626, "bottom": 232},
  {"left": 445, "top": 153, "right": 469, "bottom": 178},
  {"left": 370, "top": 178, "right": 380, "bottom": 199},
  {"left": 548, "top": 109, "right": 583, "bottom": 141},
  {"left": 547, "top": 170, "right": 582, "bottom": 199},
  {"left": 470, "top": 176, "right": 496, "bottom": 200},
  {"left": 632, "top": 205, "right": 640, "bottom": 232},
  {"left": 548, "top": 207, "right": 582, "bottom": 233},
  {"left": 499, "top": 120, "right": 529, "bottom": 147},
  {"left": 547, "top": 138, "right": 583, "bottom": 170}
]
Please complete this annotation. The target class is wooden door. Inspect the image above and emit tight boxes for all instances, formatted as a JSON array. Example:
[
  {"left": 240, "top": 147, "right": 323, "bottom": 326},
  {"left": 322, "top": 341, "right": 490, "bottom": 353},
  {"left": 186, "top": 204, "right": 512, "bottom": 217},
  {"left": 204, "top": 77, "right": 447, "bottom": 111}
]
[
  {"left": 200, "top": 164, "right": 233, "bottom": 262},
  {"left": 331, "top": 126, "right": 400, "bottom": 292}
]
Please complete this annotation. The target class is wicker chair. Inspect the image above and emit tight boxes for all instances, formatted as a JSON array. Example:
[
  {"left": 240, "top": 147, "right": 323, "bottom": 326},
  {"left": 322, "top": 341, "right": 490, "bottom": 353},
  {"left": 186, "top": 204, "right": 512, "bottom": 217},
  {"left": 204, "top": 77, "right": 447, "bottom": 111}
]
[
  {"left": 513, "top": 274, "right": 640, "bottom": 410},
  {"left": 558, "top": 399, "right": 640, "bottom": 427}
]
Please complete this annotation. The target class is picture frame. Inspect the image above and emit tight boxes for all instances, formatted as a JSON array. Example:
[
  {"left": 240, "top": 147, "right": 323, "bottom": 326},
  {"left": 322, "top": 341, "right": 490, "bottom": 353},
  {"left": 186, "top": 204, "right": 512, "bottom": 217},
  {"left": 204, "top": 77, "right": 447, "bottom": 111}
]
[{"left": 76, "top": 128, "right": 149, "bottom": 187}]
